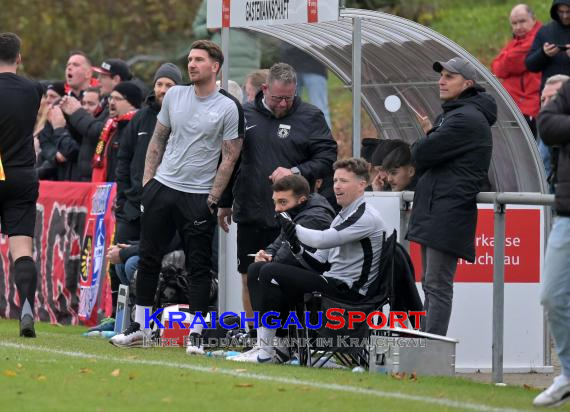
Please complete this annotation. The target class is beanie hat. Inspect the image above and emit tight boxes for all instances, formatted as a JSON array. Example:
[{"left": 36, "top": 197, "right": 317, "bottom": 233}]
[
  {"left": 113, "top": 81, "right": 143, "bottom": 109},
  {"left": 153, "top": 63, "right": 183, "bottom": 85},
  {"left": 46, "top": 81, "right": 66, "bottom": 97}
]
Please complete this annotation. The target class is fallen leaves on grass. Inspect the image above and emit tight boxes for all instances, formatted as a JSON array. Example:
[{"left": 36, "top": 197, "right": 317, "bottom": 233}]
[
  {"left": 36, "top": 375, "right": 47, "bottom": 381},
  {"left": 110, "top": 369, "right": 120, "bottom": 377},
  {"left": 128, "top": 373, "right": 136, "bottom": 381},
  {"left": 80, "top": 368, "right": 92, "bottom": 374},
  {"left": 16, "top": 363, "right": 23, "bottom": 369},
  {"left": 410, "top": 372, "right": 418, "bottom": 381},
  {"left": 523, "top": 384, "right": 536, "bottom": 391},
  {"left": 234, "top": 383, "right": 254, "bottom": 388},
  {"left": 3, "top": 370, "right": 17, "bottom": 377},
  {"left": 391, "top": 372, "right": 407, "bottom": 380}
]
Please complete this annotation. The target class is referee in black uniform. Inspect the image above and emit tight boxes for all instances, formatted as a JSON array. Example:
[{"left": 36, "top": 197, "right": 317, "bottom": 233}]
[{"left": 0, "top": 32, "right": 43, "bottom": 337}]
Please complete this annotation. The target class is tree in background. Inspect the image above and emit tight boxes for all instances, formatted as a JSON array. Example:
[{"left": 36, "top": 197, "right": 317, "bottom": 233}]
[{"left": 0, "top": 0, "right": 201, "bottom": 82}]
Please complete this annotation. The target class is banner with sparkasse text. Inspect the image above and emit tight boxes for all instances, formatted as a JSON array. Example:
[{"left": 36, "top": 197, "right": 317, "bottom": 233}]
[
  {"left": 409, "top": 208, "right": 541, "bottom": 283},
  {"left": 0, "top": 181, "right": 115, "bottom": 325}
]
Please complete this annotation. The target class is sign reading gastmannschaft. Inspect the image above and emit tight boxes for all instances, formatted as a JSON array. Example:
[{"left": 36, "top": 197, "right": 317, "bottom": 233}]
[{"left": 207, "top": 0, "right": 340, "bottom": 28}]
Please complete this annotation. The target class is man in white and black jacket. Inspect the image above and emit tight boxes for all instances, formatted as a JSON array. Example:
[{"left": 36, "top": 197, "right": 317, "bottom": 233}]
[
  {"left": 231, "top": 158, "right": 385, "bottom": 364},
  {"left": 218, "top": 63, "right": 337, "bottom": 337}
]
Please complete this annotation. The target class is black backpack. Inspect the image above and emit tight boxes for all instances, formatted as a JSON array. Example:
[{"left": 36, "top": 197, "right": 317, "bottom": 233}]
[{"left": 154, "top": 265, "right": 218, "bottom": 309}]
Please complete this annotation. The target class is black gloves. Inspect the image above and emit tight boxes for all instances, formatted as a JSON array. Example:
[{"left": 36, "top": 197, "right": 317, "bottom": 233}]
[{"left": 278, "top": 212, "right": 301, "bottom": 254}]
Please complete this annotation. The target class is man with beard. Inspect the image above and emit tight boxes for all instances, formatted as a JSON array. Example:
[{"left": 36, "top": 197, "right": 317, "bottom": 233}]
[
  {"left": 110, "top": 41, "right": 243, "bottom": 354},
  {"left": 218, "top": 63, "right": 337, "bottom": 338},
  {"left": 107, "top": 63, "right": 183, "bottom": 293}
]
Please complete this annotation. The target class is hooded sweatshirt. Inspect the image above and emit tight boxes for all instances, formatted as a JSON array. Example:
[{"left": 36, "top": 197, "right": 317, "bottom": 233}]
[{"left": 525, "top": 0, "right": 570, "bottom": 90}]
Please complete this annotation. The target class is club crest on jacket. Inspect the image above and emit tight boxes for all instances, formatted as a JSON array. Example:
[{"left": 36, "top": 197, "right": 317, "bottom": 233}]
[{"left": 278, "top": 124, "right": 291, "bottom": 139}]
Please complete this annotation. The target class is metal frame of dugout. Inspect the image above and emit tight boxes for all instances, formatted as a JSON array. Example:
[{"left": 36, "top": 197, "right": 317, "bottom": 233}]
[{"left": 216, "top": 6, "right": 553, "bottom": 384}]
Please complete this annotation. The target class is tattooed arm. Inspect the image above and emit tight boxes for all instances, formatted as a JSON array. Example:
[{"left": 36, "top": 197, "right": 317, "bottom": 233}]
[
  {"left": 142, "top": 121, "right": 171, "bottom": 186},
  {"left": 209, "top": 138, "right": 243, "bottom": 204}
]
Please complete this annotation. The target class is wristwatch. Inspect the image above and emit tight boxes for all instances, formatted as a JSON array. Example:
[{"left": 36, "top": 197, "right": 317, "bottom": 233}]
[{"left": 291, "top": 167, "right": 301, "bottom": 175}]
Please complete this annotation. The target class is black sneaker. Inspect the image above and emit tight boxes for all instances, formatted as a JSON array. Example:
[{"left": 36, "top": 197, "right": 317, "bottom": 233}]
[{"left": 19, "top": 314, "right": 36, "bottom": 338}]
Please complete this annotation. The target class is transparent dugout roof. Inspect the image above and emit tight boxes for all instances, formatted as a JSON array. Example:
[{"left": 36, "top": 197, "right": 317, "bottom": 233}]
[{"left": 248, "top": 8, "right": 546, "bottom": 193}]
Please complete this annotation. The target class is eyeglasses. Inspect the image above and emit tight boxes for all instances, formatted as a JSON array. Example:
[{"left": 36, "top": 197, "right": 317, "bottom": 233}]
[
  {"left": 108, "top": 95, "right": 125, "bottom": 102},
  {"left": 269, "top": 94, "right": 295, "bottom": 103}
]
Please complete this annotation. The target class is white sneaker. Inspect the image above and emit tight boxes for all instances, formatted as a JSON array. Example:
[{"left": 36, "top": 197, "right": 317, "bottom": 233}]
[
  {"left": 228, "top": 346, "right": 263, "bottom": 362},
  {"left": 185, "top": 333, "right": 205, "bottom": 356},
  {"left": 533, "top": 375, "right": 570, "bottom": 407},
  {"left": 109, "top": 322, "right": 151, "bottom": 348},
  {"left": 230, "top": 346, "right": 280, "bottom": 363}
]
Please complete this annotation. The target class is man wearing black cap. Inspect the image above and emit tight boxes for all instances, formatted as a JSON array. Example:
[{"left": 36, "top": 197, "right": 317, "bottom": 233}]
[
  {"left": 60, "top": 58, "right": 133, "bottom": 181},
  {"left": 0, "top": 32, "right": 44, "bottom": 337},
  {"left": 406, "top": 57, "right": 496, "bottom": 336},
  {"left": 107, "top": 64, "right": 183, "bottom": 299}
]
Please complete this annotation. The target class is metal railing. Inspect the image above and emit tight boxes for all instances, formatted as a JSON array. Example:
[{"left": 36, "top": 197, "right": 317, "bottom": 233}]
[{"left": 398, "top": 191, "right": 555, "bottom": 383}]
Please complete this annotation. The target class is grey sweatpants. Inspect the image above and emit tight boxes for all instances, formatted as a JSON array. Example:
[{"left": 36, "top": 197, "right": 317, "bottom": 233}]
[{"left": 420, "top": 246, "right": 458, "bottom": 336}]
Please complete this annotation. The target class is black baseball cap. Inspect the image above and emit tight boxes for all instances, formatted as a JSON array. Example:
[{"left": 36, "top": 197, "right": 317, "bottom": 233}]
[{"left": 93, "top": 58, "right": 132, "bottom": 81}]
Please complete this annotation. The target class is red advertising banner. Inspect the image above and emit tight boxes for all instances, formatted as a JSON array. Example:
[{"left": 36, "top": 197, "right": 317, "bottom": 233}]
[
  {"left": 308, "top": 0, "right": 318, "bottom": 23},
  {"left": 410, "top": 208, "right": 541, "bottom": 283},
  {"left": 0, "top": 181, "right": 115, "bottom": 325},
  {"left": 222, "top": 0, "right": 231, "bottom": 27}
]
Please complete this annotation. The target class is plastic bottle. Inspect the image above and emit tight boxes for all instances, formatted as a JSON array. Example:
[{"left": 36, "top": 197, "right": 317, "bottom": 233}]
[{"left": 207, "top": 350, "right": 227, "bottom": 357}]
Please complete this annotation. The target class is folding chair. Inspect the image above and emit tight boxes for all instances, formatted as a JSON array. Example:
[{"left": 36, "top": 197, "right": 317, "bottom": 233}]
[{"left": 299, "top": 229, "right": 398, "bottom": 368}]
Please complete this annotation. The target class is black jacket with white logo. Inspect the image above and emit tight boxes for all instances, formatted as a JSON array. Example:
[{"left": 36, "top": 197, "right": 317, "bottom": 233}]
[{"left": 229, "top": 91, "right": 337, "bottom": 228}]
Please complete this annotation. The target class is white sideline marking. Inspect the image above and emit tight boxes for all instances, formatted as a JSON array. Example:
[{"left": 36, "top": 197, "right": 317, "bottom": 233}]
[{"left": 0, "top": 341, "right": 528, "bottom": 412}]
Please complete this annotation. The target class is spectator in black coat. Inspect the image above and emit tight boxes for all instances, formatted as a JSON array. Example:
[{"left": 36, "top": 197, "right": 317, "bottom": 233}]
[
  {"left": 60, "top": 58, "right": 133, "bottom": 181},
  {"left": 534, "top": 77, "right": 570, "bottom": 408},
  {"left": 103, "top": 64, "right": 181, "bottom": 324},
  {"left": 526, "top": 0, "right": 570, "bottom": 91},
  {"left": 406, "top": 57, "right": 496, "bottom": 336},
  {"left": 116, "top": 63, "right": 182, "bottom": 225}
]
